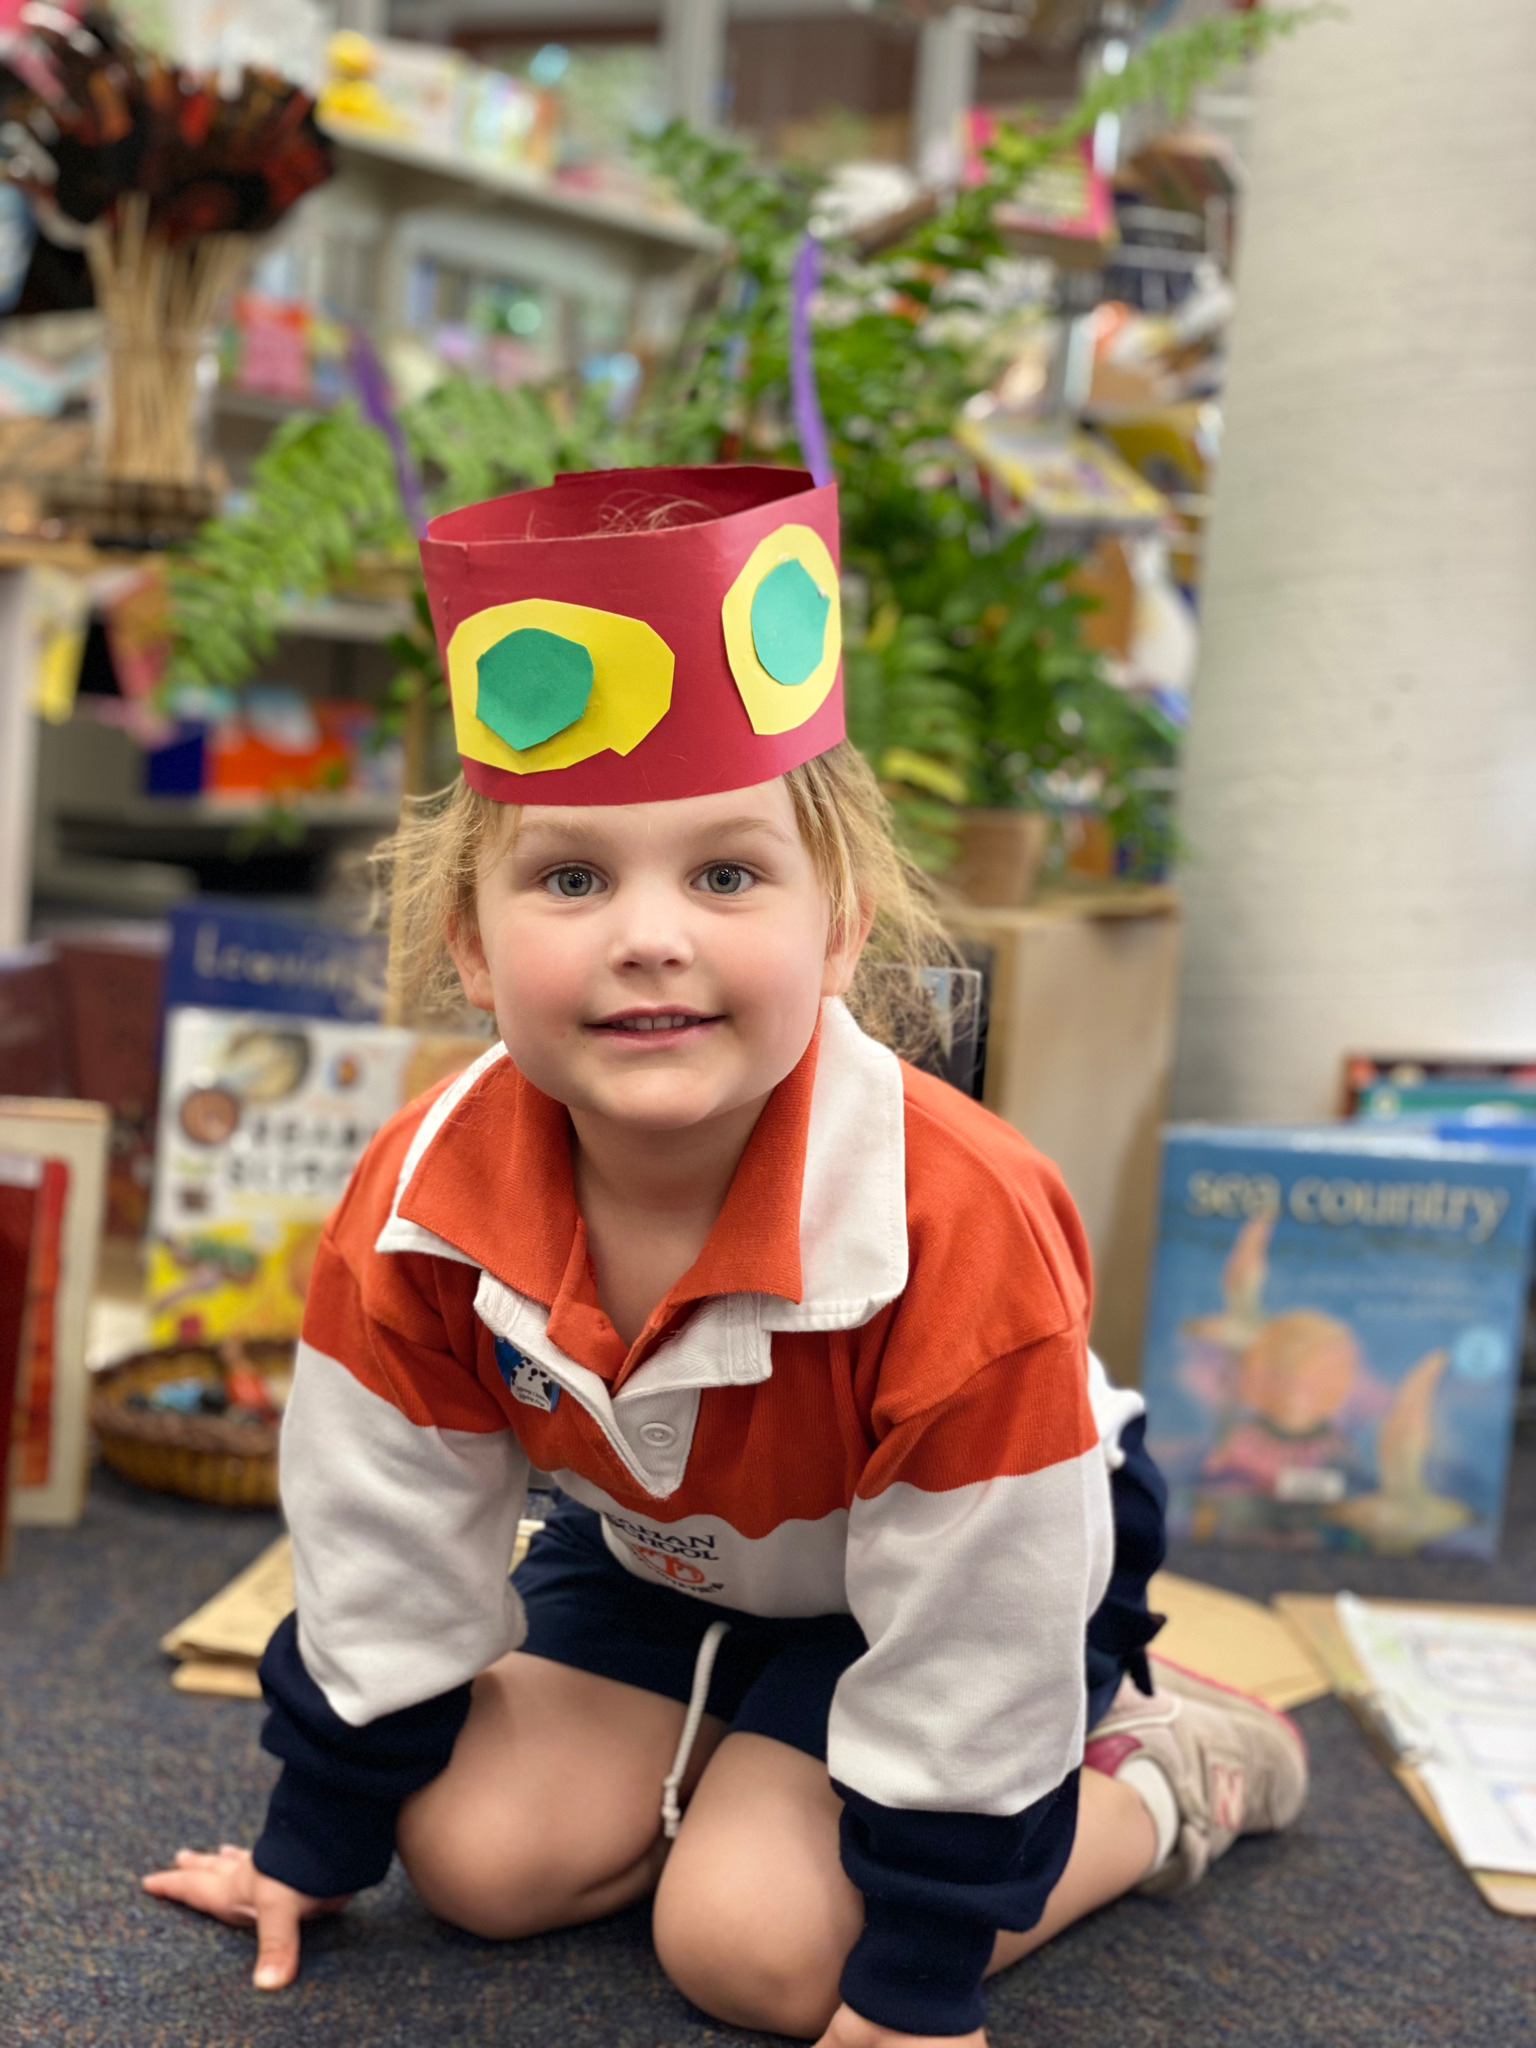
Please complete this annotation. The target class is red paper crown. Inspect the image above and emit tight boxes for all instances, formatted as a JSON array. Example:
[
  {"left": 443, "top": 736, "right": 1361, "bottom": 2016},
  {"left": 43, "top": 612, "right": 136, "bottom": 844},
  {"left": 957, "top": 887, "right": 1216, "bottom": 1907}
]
[{"left": 419, "top": 464, "right": 845, "bottom": 806}]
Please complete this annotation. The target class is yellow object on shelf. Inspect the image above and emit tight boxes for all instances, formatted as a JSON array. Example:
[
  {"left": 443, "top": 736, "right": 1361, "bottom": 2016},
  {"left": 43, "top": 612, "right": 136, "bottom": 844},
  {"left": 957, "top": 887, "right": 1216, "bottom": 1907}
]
[{"left": 957, "top": 412, "right": 1169, "bottom": 528}]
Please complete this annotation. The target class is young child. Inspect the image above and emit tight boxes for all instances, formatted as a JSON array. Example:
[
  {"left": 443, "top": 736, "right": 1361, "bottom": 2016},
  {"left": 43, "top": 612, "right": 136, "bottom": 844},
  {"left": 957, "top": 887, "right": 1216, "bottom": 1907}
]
[{"left": 145, "top": 465, "right": 1307, "bottom": 2046}]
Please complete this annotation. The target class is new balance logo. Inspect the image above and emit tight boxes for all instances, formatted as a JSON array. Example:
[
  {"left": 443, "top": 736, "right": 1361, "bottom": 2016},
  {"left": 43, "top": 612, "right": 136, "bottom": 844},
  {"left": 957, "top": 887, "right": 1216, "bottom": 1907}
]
[
  {"left": 494, "top": 1337, "right": 561, "bottom": 1413},
  {"left": 1211, "top": 1763, "right": 1245, "bottom": 1833}
]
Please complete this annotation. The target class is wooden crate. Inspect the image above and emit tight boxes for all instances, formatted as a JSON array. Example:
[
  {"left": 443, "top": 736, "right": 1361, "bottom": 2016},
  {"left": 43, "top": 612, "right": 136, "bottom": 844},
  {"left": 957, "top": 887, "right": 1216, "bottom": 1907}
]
[{"left": 945, "top": 886, "right": 1182, "bottom": 1385}]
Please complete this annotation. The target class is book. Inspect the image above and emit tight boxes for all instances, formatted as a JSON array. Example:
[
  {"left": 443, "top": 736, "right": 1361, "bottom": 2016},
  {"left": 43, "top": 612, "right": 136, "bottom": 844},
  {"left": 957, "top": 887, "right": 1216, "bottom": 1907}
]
[
  {"left": 1342, "top": 1054, "right": 1536, "bottom": 1117},
  {"left": 163, "top": 899, "right": 388, "bottom": 1024},
  {"left": 0, "top": 1152, "right": 40, "bottom": 1550},
  {"left": 1140, "top": 1124, "right": 1534, "bottom": 1559},
  {"left": 0, "top": 946, "right": 73, "bottom": 1099},
  {"left": 0, "top": 1098, "right": 110, "bottom": 1527},
  {"left": 50, "top": 924, "right": 167, "bottom": 1240},
  {"left": 146, "top": 1009, "right": 486, "bottom": 1344}
]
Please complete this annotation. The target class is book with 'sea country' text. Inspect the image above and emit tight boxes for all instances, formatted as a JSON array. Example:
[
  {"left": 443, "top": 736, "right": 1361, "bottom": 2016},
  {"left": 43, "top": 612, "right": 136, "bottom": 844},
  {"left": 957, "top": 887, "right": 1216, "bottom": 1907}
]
[{"left": 1140, "top": 1125, "right": 1535, "bottom": 1559}]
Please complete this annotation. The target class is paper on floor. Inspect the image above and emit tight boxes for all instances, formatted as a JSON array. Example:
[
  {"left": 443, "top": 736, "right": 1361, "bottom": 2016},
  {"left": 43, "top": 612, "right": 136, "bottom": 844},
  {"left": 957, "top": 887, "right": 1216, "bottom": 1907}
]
[{"left": 1338, "top": 1593, "right": 1536, "bottom": 1877}]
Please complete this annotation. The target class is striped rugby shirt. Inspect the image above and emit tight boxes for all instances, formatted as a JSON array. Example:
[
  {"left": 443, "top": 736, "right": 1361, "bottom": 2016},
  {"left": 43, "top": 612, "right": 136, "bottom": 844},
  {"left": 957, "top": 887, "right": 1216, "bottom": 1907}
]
[{"left": 252, "top": 997, "right": 1146, "bottom": 2034}]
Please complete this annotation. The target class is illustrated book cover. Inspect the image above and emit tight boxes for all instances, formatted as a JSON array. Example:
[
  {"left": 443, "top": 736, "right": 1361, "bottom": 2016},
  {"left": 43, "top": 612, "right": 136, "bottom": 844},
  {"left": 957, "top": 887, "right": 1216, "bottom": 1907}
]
[
  {"left": 163, "top": 899, "right": 388, "bottom": 1024},
  {"left": 1140, "top": 1125, "right": 1534, "bottom": 1558},
  {"left": 147, "top": 1008, "right": 485, "bottom": 1344}
]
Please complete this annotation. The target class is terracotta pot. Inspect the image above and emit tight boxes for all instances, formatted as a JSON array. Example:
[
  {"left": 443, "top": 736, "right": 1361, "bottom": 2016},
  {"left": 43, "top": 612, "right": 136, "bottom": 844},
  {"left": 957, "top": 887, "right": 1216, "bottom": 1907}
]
[{"left": 950, "top": 808, "right": 1050, "bottom": 908}]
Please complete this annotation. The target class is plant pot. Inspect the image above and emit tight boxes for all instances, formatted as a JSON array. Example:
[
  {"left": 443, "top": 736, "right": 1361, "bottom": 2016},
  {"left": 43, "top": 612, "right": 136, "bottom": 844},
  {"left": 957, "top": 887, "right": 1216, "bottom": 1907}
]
[{"left": 949, "top": 808, "right": 1050, "bottom": 908}]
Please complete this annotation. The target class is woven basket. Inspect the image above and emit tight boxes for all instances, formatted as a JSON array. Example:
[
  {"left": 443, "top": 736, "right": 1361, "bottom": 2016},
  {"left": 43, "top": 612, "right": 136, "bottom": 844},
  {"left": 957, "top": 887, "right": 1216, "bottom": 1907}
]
[{"left": 91, "top": 1344, "right": 291, "bottom": 1509}]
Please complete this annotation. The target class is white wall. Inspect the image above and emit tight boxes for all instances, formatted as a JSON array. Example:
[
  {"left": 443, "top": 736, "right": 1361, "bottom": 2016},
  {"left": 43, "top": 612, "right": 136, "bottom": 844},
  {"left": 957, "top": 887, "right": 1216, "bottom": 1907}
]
[{"left": 1173, "top": 0, "right": 1536, "bottom": 1121}]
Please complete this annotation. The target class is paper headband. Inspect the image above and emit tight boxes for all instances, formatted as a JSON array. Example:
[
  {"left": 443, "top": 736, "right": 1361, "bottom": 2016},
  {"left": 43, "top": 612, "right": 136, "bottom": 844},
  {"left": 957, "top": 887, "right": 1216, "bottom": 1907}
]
[{"left": 419, "top": 465, "right": 845, "bottom": 805}]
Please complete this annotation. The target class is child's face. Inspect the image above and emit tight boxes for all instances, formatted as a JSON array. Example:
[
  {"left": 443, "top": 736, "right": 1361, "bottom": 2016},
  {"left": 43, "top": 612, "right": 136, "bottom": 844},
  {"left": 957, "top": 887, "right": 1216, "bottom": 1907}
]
[{"left": 452, "top": 777, "right": 863, "bottom": 1134}]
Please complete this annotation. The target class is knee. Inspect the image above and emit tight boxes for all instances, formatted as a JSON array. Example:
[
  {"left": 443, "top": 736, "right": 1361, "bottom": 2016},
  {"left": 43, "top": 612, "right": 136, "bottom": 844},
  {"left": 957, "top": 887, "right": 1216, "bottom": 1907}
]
[
  {"left": 653, "top": 1872, "right": 842, "bottom": 2039},
  {"left": 397, "top": 1803, "right": 551, "bottom": 1939},
  {"left": 398, "top": 1777, "right": 612, "bottom": 1940}
]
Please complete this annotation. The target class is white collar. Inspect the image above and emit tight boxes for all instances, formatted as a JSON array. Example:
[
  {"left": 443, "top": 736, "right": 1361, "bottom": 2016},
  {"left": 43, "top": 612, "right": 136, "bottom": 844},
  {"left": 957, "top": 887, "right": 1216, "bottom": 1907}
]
[{"left": 376, "top": 996, "right": 909, "bottom": 1332}]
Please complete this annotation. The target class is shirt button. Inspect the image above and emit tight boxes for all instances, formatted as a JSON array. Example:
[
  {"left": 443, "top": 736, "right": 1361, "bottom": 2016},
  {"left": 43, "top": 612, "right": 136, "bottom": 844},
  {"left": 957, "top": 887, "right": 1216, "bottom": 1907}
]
[{"left": 638, "top": 1421, "right": 677, "bottom": 1449}]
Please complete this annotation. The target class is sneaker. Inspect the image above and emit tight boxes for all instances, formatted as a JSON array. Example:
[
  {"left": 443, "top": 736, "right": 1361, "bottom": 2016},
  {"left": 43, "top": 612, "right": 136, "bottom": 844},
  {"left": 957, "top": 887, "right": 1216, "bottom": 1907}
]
[{"left": 1084, "top": 1656, "right": 1309, "bottom": 1896}]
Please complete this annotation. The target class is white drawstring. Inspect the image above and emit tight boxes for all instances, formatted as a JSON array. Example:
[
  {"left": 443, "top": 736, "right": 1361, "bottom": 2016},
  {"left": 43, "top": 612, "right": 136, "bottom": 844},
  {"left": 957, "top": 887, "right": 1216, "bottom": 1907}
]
[{"left": 661, "top": 1620, "right": 730, "bottom": 1839}]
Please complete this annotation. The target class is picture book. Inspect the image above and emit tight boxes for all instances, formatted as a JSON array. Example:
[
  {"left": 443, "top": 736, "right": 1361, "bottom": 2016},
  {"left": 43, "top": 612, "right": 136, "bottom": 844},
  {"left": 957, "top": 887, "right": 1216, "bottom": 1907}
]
[
  {"left": 0, "top": 1098, "right": 110, "bottom": 1527},
  {"left": 1140, "top": 1125, "right": 1534, "bottom": 1559},
  {"left": 1342, "top": 1054, "right": 1536, "bottom": 1118},
  {"left": 147, "top": 1009, "right": 485, "bottom": 1344},
  {"left": 163, "top": 900, "right": 387, "bottom": 1024},
  {"left": 1355, "top": 1076, "right": 1536, "bottom": 1124}
]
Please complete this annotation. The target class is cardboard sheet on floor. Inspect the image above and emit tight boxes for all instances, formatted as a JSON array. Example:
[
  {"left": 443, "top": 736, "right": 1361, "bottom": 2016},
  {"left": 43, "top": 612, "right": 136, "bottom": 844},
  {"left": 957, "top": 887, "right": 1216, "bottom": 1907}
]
[
  {"left": 1147, "top": 1571, "right": 1331, "bottom": 1711},
  {"left": 161, "top": 1546, "right": 1328, "bottom": 1719},
  {"left": 162, "top": 1523, "right": 545, "bottom": 1699},
  {"left": 1277, "top": 1593, "right": 1536, "bottom": 1918}
]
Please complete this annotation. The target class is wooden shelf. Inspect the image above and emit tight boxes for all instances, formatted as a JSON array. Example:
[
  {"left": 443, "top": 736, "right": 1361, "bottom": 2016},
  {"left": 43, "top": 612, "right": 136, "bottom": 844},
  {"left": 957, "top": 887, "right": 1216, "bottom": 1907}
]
[{"left": 947, "top": 882, "right": 1179, "bottom": 928}]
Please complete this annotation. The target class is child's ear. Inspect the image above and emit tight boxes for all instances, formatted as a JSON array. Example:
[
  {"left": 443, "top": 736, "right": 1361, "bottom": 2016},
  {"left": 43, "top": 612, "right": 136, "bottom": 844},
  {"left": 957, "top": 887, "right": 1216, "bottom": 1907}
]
[
  {"left": 446, "top": 915, "right": 496, "bottom": 1014},
  {"left": 821, "top": 898, "right": 876, "bottom": 999}
]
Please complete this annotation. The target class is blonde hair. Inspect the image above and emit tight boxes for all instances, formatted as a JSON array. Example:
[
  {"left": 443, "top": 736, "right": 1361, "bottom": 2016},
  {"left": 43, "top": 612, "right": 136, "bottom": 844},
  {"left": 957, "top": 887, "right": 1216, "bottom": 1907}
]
[{"left": 373, "top": 740, "right": 961, "bottom": 1062}]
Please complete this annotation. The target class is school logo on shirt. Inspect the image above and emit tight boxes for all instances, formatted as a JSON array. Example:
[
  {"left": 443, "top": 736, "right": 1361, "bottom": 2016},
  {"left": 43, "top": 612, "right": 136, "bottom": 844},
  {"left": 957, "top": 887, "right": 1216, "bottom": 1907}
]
[
  {"left": 493, "top": 1336, "right": 561, "bottom": 1413},
  {"left": 603, "top": 1514, "right": 727, "bottom": 1595}
]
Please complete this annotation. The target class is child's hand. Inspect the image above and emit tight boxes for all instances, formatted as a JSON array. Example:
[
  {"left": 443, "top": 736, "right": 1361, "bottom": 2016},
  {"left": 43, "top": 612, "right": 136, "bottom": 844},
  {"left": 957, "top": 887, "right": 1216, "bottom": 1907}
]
[
  {"left": 812, "top": 2004, "right": 986, "bottom": 2048},
  {"left": 141, "top": 1843, "right": 349, "bottom": 1989}
]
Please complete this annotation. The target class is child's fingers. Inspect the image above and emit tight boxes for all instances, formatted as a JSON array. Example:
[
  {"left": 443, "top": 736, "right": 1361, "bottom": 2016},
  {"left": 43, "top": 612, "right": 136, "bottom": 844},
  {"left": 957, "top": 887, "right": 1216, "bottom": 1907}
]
[
  {"left": 140, "top": 1867, "right": 253, "bottom": 1924},
  {"left": 251, "top": 1886, "right": 303, "bottom": 1991}
]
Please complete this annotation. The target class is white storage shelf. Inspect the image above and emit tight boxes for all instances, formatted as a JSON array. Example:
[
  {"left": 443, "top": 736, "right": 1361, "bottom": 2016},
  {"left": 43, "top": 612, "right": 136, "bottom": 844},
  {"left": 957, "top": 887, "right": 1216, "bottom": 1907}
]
[
  {"left": 321, "top": 120, "right": 721, "bottom": 257},
  {"left": 8, "top": 583, "right": 414, "bottom": 930}
]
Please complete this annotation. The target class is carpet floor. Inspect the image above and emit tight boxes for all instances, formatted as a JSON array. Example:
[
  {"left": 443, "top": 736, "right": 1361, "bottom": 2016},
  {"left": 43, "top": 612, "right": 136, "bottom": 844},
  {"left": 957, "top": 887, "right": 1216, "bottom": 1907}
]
[{"left": 4, "top": 1434, "right": 1535, "bottom": 2048}]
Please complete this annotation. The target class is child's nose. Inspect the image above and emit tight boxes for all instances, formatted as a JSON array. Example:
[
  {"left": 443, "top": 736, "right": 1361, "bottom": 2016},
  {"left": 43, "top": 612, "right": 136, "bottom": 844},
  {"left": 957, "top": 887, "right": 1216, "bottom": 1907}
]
[{"left": 606, "top": 882, "right": 695, "bottom": 973}]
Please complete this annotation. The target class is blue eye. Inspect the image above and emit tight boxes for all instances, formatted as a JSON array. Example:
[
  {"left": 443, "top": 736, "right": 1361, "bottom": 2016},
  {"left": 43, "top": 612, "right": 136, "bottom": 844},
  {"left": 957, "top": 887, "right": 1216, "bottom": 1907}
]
[
  {"left": 699, "top": 864, "right": 754, "bottom": 896},
  {"left": 546, "top": 866, "right": 601, "bottom": 898}
]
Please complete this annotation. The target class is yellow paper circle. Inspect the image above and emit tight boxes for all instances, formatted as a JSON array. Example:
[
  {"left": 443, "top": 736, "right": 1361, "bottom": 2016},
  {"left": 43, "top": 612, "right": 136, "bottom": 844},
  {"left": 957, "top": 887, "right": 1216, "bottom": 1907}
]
[
  {"left": 721, "top": 524, "right": 842, "bottom": 736},
  {"left": 447, "top": 598, "right": 674, "bottom": 776}
]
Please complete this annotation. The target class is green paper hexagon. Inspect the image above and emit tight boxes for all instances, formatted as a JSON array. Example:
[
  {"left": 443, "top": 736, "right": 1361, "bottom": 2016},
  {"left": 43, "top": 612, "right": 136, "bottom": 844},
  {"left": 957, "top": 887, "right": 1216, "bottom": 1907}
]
[
  {"left": 475, "top": 627, "right": 595, "bottom": 752},
  {"left": 749, "top": 559, "right": 830, "bottom": 687}
]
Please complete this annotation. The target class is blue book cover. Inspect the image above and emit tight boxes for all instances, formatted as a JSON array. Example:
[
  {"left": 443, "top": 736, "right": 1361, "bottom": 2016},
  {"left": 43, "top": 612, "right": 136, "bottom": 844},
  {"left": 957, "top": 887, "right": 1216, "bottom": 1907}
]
[
  {"left": 1140, "top": 1125, "right": 1534, "bottom": 1559},
  {"left": 164, "top": 901, "right": 387, "bottom": 1024}
]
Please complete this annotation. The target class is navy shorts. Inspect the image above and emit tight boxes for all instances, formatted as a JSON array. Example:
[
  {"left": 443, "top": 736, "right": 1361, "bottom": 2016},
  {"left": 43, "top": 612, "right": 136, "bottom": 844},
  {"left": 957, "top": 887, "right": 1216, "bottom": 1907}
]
[{"left": 513, "top": 1415, "right": 1168, "bottom": 1762}]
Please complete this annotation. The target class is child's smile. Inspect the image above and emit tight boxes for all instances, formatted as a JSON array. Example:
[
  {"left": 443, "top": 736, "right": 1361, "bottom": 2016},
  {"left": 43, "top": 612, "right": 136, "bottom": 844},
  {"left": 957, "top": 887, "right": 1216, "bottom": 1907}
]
[
  {"left": 589, "top": 1006, "right": 725, "bottom": 1046},
  {"left": 451, "top": 776, "right": 863, "bottom": 1140}
]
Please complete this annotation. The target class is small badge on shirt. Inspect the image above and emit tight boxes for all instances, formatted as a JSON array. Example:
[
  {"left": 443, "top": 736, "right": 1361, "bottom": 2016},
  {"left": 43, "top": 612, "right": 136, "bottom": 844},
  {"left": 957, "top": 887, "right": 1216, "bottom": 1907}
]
[{"left": 494, "top": 1336, "right": 561, "bottom": 1412}]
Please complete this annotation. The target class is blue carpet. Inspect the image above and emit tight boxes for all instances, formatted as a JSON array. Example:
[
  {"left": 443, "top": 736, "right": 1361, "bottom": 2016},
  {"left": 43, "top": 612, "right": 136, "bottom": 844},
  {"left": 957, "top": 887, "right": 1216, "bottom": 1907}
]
[{"left": 3, "top": 1435, "right": 1535, "bottom": 2048}]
